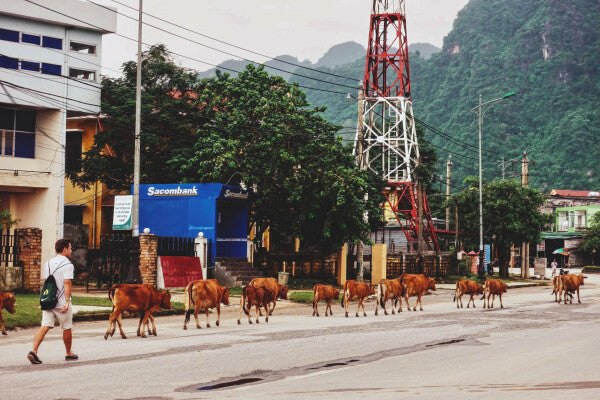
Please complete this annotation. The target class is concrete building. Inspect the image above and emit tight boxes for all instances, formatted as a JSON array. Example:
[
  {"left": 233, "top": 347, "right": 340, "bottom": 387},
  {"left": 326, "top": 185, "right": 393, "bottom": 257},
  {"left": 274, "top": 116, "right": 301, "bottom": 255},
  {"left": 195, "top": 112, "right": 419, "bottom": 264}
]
[
  {"left": 0, "top": 0, "right": 116, "bottom": 263},
  {"left": 539, "top": 189, "right": 600, "bottom": 267}
]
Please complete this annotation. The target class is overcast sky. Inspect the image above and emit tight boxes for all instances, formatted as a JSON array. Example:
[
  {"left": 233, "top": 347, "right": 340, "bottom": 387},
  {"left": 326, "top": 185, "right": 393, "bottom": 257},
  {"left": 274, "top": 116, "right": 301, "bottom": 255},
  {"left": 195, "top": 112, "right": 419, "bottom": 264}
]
[{"left": 96, "top": 0, "right": 470, "bottom": 77}]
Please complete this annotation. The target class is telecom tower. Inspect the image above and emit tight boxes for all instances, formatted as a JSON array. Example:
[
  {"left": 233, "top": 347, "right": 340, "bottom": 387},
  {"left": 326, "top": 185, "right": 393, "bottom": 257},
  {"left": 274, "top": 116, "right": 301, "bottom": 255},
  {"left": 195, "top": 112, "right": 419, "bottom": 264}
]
[{"left": 354, "top": 0, "right": 439, "bottom": 252}]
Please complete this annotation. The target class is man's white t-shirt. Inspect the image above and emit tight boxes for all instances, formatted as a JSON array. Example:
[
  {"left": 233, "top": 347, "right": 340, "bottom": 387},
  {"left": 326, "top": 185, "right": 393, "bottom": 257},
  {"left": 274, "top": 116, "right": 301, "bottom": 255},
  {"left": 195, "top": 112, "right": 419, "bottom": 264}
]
[{"left": 42, "top": 254, "right": 74, "bottom": 310}]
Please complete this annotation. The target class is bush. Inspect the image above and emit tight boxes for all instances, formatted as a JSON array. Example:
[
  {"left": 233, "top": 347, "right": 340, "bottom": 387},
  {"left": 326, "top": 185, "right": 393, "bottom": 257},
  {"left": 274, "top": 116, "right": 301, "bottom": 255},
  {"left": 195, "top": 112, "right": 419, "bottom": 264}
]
[
  {"left": 582, "top": 266, "right": 600, "bottom": 273},
  {"left": 457, "top": 258, "right": 473, "bottom": 277}
]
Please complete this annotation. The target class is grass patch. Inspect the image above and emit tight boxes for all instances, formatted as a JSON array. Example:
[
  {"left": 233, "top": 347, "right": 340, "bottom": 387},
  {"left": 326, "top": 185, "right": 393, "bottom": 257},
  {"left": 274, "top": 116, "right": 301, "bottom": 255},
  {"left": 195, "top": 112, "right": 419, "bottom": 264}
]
[
  {"left": 286, "top": 276, "right": 339, "bottom": 290},
  {"left": 2, "top": 294, "right": 185, "bottom": 330},
  {"left": 289, "top": 291, "right": 314, "bottom": 304},
  {"left": 582, "top": 266, "right": 600, "bottom": 273}
]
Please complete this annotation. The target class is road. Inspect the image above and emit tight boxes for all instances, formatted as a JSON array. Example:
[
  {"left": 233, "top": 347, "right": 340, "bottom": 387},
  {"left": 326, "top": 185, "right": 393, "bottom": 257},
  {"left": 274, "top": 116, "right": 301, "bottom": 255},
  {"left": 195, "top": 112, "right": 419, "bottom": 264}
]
[{"left": 1, "top": 276, "right": 599, "bottom": 399}]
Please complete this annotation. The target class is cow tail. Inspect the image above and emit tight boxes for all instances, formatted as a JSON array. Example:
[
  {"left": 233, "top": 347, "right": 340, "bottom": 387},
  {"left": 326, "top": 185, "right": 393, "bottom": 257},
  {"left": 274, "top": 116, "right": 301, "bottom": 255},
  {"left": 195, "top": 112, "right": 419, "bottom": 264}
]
[
  {"left": 242, "top": 286, "right": 249, "bottom": 316},
  {"left": 108, "top": 285, "right": 119, "bottom": 312},
  {"left": 453, "top": 280, "right": 459, "bottom": 303},
  {"left": 341, "top": 281, "right": 349, "bottom": 308},
  {"left": 184, "top": 282, "right": 194, "bottom": 324},
  {"left": 480, "top": 281, "right": 487, "bottom": 301},
  {"left": 379, "top": 282, "right": 385, "bottom": 308},
  {"left": 312, "top": 286, "right": 317, "bottom": 309}
]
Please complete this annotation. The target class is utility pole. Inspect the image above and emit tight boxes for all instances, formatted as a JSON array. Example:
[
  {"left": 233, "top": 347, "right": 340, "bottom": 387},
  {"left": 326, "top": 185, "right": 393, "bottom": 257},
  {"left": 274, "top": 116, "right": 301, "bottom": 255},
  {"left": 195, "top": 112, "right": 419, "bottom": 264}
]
[
  {"left": 521, "top": 150, "right": 530, "bottom": 278},
  {"left": 446, "top": 156, "right": 452, "bottom": 231},
  {"left": 356, "top": 86, "right": 366, "bottom": 282},
  {"left": 417, "top": 159, "right": 425, "bottom": 254},
  {"left": 454, "top": 205, "right": 459, "bottom": 249},
  {"left": 132, "top": 0, "right": 143, "bottom": 237}
]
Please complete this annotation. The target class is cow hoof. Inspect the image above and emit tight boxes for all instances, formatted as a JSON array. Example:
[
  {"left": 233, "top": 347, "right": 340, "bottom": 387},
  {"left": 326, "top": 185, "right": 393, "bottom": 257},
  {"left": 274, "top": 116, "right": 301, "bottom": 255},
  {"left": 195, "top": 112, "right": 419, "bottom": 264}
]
[
  {"left": 1, "top": 331, "right": 6, "bottom": 335},
  {"left": 216, "top": 321, "right": 220, "bottom": 326},
  {"left": 256, "top": 320, "right": 259, "bottom": 324},
  {"left": 237, "top": 320, "right": 241, "bottom": 325},
  {"left": 268, "top": 311, "right": 273, "bottom": 316},
  {"left": 104, "top": 333, "right": 109, "bottom": 340},
  {"left": 137, "top": 332, "right": 141, "bottom": 336},
  {"left": 122, "top": 335, "right": 127, "bottom": 339},
  {"left": 183, "top": 326, "right": 187, "bottom": 330},
  {"left": 345, "top": 312, "right": 348, "bottom": 318},
  {"left": 153, "top": 331, "right": 157, "bottom": 336},
  {"left": 473, "top": 305, "right": 476, "bottom": 308},
  {"left": 413, "top": 308, "right": 417, "bottom": 311},
  {"left": 355, "top": 314, "right": 359, "bottom": 317},
  {"left": 363, "top": 313, "right": 367, "bottom": 317},
  {"left": 206, "top": 325, "right": 211, "bottom": 328},
  {"left": 501, "top": 306, "right": 504, "bottom": 308},
  {"left": 375, "top": 310, "right": 378, "bottom": 316},
  {"left": 249, "top": 321, "right": 253, "bottom": 324}
]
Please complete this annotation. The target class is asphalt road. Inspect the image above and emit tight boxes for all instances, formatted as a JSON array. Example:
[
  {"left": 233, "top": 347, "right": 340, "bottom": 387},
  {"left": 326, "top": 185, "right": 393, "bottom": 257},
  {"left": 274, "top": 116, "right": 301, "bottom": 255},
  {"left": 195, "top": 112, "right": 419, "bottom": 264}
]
[{"left": 1, "top": 275, "right": 599, "bottom": 400}]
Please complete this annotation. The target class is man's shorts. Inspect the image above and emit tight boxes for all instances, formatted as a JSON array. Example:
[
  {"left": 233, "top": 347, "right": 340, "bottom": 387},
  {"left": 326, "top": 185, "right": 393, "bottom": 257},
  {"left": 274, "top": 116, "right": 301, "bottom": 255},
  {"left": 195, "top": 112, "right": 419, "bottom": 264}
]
[{"left": 41, "top": 304, "right": 73, "bottom": 330}]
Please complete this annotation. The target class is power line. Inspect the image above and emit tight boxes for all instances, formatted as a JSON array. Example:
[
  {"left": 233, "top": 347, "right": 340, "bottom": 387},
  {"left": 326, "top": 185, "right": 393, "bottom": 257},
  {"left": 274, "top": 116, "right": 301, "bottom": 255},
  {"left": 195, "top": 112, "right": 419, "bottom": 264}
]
[{"left": 102, "top": 0, "right": 359, "bottom": 83}]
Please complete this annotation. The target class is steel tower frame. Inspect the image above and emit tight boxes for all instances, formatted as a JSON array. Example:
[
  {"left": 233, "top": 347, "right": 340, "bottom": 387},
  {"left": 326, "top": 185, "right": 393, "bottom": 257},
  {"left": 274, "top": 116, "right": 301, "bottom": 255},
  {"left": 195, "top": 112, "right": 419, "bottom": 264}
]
[{"left": 355, "top": 0, "right": 439, "bottom": 252}]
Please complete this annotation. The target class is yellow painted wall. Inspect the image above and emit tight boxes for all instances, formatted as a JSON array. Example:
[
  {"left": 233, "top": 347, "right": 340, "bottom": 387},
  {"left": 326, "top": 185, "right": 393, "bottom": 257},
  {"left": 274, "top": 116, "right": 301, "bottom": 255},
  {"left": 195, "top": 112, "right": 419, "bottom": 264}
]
[{"left": 371, "top": 244, "right": 387, "bottom": 284}]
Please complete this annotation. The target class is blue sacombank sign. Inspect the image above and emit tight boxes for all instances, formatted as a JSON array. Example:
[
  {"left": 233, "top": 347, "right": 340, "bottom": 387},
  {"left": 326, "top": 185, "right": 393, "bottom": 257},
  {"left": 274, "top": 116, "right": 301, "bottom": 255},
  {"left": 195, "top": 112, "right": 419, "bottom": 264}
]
[{"left": 136, "top": 183, "right": 248, "bottom": 266}]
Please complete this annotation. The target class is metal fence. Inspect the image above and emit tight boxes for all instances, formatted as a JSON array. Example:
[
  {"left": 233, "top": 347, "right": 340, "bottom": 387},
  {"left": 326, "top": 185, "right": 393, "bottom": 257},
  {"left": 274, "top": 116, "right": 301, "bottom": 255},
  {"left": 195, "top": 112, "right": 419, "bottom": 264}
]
[
  {"left": 157, "top": 236, "right": 195, "bottom": 257},
  {"left": 84, "top": 233, "right": 141, "bottom": 290},
  {"left": 0, "top": 233, "right": 20, "bottom": 267}
]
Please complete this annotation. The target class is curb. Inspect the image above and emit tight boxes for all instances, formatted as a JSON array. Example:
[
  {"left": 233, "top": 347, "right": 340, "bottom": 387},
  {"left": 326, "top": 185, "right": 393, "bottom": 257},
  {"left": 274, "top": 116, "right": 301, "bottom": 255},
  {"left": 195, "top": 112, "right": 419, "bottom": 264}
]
[{"left": 73, "top": 308, "right": 186, "bottom": 323}]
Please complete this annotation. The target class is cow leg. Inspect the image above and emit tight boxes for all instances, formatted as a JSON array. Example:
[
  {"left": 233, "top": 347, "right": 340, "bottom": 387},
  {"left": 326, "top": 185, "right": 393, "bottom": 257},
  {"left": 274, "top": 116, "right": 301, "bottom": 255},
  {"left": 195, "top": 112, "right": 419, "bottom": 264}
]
[
  {"left": 237, "top": 297, "right": 243, "bottom": 325},
  {"left": 577, "top": 288, "right": 581, "bottom": 304},
  {"left": 216, "top": 304, "right": 221, "bottom": 326},
  {"left": 327, "top": 301, "right": 332, "bottom": 316},
  {"left": 344, "top": 294, "right": 350, "bottom": 318},
  {"left": 148, "top": 315, "right": 157, "bottom": 336},
  {"left": 205, "top": 309, "right": 211, "bottom": 328},
  {"left": 116, "top": 314, "right": 127, "bottom": 339},
  {"left": 499, "top": 293, "right": 504, "bottom": 308},
  {"left": 417, "top": 294, "right": 423, "bottom": 311},
  {"left": 361, "top": 298, "right": 367, "bottom": 317},
  {"left": 1, "top": 311, "right": 5, "bottom": 335},
  {"left": 490, "top": 294, "right": 495, "bottom": 309},
  {"left": 356, "top": 298, "right": 361, "bottom": 317},
  {"left": 194, "top": 307, "right": 201, "bottom": 329},
  {"left": 255, "top": 305, "right": 260, "bottom": 323},
  {"left": 269, "top": 301, "right": 276, "bottom": 316},
  {"left": 136, "top": 314, "right": 143, "bottom": 336},
  {"left": 140, "top": 311, "right": 152, "bottom": 338},
  {"left": 264, "top": 305, "right": 269, "bottom": 323},
  {"left": 313, "top": 298, "right": 319, "bottom": 317}
]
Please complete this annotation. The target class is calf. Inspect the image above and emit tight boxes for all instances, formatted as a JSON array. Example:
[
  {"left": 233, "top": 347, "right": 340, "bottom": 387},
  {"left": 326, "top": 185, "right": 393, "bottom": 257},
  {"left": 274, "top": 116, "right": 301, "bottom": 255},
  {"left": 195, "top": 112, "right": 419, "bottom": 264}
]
[
  {"left": 0, "top": 290, "right": 16, "bottom": 335},
  {"left": 551, "top": 275, "right": 569, "bottom": 303},
  {"left": 341, "top": 280, "right": 376, "bottom": 318},
  {"left": 105, "top": 284, "right": 172, "bottom": 339},
  {"left": 481, "top": 279, "right": 507, "bottom": 309},
  {"left": 249, "top": 277, "right": 288, "bottom": 315},
  {"left": 453, "top": 279, "right": 484, "bottom": 308},
  {"left": 561, "top": 274, "right": 585, "bottom": 305},
  {"left": 312, "top": 284, "right": 340, "bottom": 317},
  {"left": 399, "top": 274, "right": 437, "bottom": 311},
  {"left": 183, "top": 279, "right": 230, "bottom": 329},
  {"left": 375, "top": 278, "right": 404, "bottom": 315},
  {"left": 237, "top": 285, "right": 275, "bottom": 324}
]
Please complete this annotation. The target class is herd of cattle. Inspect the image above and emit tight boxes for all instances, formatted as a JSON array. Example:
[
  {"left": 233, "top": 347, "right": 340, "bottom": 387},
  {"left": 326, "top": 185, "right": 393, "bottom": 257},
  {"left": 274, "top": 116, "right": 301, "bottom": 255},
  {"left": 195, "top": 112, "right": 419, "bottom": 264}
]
[{"left": 0, "top": 272, "right": 589, "bottom": 338}]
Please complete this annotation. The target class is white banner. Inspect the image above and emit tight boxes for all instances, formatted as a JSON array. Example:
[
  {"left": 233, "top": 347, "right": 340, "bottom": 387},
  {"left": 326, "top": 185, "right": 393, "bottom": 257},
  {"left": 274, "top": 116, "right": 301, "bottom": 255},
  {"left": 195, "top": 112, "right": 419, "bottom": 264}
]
[{"left": 112, "top": 195, "right": 133, "bottom": 230}]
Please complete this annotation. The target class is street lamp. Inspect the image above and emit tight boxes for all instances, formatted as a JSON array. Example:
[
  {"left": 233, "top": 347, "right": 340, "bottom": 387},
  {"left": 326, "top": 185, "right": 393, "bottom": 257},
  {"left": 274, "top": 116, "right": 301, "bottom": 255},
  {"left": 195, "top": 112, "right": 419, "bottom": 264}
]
[{"left": 470, "top": 92, "right": 515, "bottom": 273}]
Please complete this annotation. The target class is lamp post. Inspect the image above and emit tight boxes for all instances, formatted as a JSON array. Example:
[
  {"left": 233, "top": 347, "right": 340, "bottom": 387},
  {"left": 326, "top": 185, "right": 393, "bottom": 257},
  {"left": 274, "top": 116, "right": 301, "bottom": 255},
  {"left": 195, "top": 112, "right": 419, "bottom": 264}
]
[{"left": 470, "top": 92, "right": 515, "bottom": 273}]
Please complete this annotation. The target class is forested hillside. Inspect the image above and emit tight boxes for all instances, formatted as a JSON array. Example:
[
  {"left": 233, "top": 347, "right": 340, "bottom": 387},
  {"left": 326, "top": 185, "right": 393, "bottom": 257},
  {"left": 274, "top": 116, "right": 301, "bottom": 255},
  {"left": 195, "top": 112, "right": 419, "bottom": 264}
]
[{"left": 291, "top": 0, "right": 600, "bottom": 192}]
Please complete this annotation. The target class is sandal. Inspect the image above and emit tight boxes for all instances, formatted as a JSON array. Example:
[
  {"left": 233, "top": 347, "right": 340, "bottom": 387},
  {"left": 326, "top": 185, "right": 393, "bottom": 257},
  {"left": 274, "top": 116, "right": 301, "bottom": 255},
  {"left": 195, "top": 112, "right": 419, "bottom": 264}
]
[{"left": 27, "top": 351, "right": 42, "bottom": 364}]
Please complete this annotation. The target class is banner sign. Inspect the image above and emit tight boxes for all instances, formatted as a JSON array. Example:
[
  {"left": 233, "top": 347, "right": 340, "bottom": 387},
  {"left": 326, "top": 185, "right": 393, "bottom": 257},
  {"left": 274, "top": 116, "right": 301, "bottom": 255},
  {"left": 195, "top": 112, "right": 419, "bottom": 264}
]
[{"left": 112, "top": 195, "right": 133, "bottom": 230}]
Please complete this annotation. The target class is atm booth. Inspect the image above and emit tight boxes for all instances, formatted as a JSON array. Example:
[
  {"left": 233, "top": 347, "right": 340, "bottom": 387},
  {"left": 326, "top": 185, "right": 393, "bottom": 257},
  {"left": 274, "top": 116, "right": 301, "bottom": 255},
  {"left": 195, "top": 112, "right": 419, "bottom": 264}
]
[{"left": 138, "top": 183, "right": 249, "bottom": 269}]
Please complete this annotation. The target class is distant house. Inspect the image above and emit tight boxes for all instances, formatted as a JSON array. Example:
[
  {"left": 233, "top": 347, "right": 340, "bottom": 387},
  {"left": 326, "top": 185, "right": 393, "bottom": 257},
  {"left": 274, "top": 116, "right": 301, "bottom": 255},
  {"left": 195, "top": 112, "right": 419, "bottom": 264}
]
[{"left": 539, "top": 189, "right": 600, "bottom": 266}]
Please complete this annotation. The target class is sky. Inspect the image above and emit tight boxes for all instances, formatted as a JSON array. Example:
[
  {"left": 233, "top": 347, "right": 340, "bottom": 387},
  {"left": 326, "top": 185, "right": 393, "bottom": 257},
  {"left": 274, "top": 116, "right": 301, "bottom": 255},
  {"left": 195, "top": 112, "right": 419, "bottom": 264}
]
[{"left": 94, "top": 0, "right": 470, "bottom": 77}]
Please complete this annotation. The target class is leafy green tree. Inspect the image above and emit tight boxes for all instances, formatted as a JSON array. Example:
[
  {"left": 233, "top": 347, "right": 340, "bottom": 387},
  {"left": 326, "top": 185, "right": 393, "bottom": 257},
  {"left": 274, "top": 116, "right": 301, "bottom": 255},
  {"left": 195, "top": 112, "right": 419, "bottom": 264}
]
[
  {"left": 169, "top": 65, "right": 386, "bottom": 252},
  {"left": 0, "top": 209, "right": 19, "bottom": 233},
  {"left": 580, "top": 213, "right": 600, "bottom": 265},
  {"left": 449, "top": 178, "right": 552, "bottom": 278},
  {"left": 68, "top": 45, "right": 204, "bottom": 189}
]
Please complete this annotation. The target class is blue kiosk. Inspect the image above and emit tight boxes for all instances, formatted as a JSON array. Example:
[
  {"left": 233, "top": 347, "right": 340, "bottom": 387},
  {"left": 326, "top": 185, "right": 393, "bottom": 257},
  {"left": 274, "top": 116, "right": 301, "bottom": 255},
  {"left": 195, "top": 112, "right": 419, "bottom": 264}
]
[{"left": 137, "top": 183, "right": 249, "bottom": 267}]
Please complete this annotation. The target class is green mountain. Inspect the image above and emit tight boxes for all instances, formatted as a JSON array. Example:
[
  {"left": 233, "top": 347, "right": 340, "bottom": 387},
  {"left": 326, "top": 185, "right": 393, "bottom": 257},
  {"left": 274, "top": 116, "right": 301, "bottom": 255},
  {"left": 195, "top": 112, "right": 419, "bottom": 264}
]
[
  {"left": 196, "top": 55, "right": 313, "bottom": 80},
  {"left": 315, "top": 41, "right": 365, "bottom": 68},
  {"left": 292, "top": 0, "right": 600, "bottom": 193}
]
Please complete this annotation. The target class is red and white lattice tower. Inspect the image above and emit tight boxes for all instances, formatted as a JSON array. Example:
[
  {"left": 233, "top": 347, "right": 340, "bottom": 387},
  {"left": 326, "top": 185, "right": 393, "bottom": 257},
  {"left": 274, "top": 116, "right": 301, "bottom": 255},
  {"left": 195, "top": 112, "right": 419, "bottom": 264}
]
[{"left": 354, "top": 0, "right": 439, "bottom": 252}]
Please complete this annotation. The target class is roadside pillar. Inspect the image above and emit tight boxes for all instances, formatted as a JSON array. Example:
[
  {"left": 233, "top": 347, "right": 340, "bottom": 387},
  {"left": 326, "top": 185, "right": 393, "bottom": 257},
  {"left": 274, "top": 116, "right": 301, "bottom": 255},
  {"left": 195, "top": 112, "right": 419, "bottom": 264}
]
[
  {"left": 371, "top": 244, "right": 387, "bottom": 284},
  {"left": 337, "top": 244, "right": 348, "bottom": 286}
]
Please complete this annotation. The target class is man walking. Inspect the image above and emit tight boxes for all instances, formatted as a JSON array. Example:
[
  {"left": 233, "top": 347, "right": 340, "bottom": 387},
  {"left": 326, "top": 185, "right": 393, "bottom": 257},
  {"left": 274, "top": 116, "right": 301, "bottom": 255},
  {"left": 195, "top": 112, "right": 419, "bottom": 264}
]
[
  {"left": 551, "top": 259, "right": 558, "bottom": 278},
  {"left": 27, "top": 239, "right": 78, "bottom": 364}
]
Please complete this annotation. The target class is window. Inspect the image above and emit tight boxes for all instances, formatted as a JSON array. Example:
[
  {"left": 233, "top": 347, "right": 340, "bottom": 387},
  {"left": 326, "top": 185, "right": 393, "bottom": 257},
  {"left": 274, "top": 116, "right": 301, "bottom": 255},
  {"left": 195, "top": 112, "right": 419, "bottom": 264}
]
[
  {"left": 0, "top": 28, "right": 19, "bottom": 42},
  {"left": 0, "top": 108, "right": 36, "bottom": 159},
  {"left": 20, "top": 60, "right": 40, "bottom": 72},
  {"left": 65, "top": 131, "right": 83, "bottom": 173},
  {"left": 69, "top": 68, "right": 96, "bottom": 81},
  {"left": 0, "top": 55, "right": 18, "bottom": 70},
  {"left": 21, "top": 33, "right": 41, "bottom": 45},
  {"left": 70, "top": 42, "right": 96, "bottom": 54},
  {"left": 42, "top": 36, "right": 62, "bottom": 50},
  {"left": 64, "top": 206, "right": 84, "bottom": 225},
  {"left": 41, "top": 63, "right": 61, "bottom": 76}
]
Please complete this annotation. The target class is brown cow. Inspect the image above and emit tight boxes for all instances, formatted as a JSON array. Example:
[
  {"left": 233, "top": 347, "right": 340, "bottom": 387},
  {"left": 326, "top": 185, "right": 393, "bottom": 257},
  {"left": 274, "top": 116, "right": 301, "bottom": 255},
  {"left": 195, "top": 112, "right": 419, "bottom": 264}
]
[
  {"left": 399, "top": 274, "right": 437, "bottom": 311},
  {"left": 237, "top": 285, "right": 275, "bottom": 324},
  {"left": 104, "top": 284, "right": 172, "bottom": 339},
  {"left": 1, "top": 290, "right": 16, "bottom": 335},
  {"left": 249, "top": 277, "right": 288, "bottom": 315},
  {"left": 341, "top": 280, "right": 376, "bottom": 318},
  {"left": 183, "top": 279, "right": 230, "bottom": 329},
  {"left": 375, "top": 278, "right": 404, "bottom": 315},
  {"left": 453, "top": 279, "right": 484, "bottom": 309},
  {"left": 481, "top": 279, "right": 507, "bottom": 309},
  {"left": 561, "top": 274, "right": 585, "bottom": 305},
  {"left": 551, "top": 275, "right": 568, "bottom": 303},
  {"left": 312, "top": 284, "right": 340, "bottom": 317}
]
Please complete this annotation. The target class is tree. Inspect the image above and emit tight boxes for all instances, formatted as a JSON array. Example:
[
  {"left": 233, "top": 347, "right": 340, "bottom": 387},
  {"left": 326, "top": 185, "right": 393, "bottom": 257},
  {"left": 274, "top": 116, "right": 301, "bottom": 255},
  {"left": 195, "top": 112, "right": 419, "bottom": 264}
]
[
  {"left": 170, "top": 65, "right": 386, "bottom": 252},
  {"left": 0, "top": 209, "right": 19, "bottom": 233},
  {"left": 74, "top": 46, "right": 385, "bottom": 253},
  {"left": 68, "top": 45, "right": 205, "bottom": 189},
  {"left": 580, "top": 212, "right": 600, "bottom": 265},
  {"left": 449, "top": 178, "right": 552, "bottom": 278}
]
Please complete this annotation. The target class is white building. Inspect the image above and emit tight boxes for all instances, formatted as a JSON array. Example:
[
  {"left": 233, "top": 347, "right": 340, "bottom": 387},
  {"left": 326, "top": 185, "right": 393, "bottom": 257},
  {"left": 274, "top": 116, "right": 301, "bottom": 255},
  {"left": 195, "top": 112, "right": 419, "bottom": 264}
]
[{"left": 0, "top": 0, "right": 116, "bottom": 262}]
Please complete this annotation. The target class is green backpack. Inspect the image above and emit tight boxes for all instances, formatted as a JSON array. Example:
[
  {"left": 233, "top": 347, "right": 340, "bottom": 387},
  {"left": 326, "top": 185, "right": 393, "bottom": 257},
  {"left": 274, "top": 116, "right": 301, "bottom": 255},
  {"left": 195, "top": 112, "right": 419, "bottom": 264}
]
[{"left": 40, "top": 262, "right": 67, "bottom": 310}]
